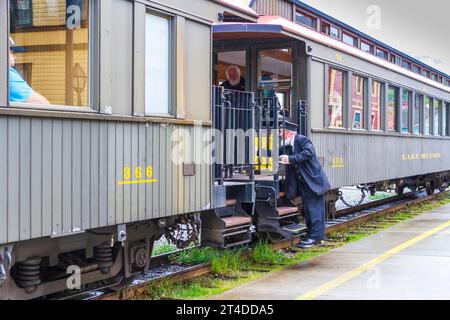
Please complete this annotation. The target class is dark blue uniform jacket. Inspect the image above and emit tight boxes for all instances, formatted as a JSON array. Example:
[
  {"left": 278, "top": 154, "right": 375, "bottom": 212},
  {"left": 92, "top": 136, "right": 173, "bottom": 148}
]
[{"left": 282, "top": 134, "right": 331, "bottom": 199}]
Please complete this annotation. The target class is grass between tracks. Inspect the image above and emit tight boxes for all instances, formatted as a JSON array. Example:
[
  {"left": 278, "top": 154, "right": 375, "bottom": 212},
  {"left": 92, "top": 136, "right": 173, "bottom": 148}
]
[{"left": 136, "top": 192, "right": 450, "bottom": 300}]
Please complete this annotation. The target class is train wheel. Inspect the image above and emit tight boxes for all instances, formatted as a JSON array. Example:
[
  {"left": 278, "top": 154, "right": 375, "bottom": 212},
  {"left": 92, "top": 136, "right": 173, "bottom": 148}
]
[
  {"left": 395, "top": 185, "right": 405, "bottom": 196},
  {"left": 426, "top": 181, "right": 435, "bottom": 196}
]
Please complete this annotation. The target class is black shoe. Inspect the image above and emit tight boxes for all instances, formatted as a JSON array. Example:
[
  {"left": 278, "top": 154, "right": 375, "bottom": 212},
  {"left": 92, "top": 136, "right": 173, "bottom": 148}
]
[{"left": 293, "top": 238, "right": 322, "bottom": 249}]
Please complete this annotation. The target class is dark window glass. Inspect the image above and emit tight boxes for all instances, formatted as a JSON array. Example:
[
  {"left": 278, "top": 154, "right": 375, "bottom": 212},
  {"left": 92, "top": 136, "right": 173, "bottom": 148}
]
[
  {"left": 295, "top": 11, "right": 317, "bottom": 29},
  {"left": 327, "top": 68, "right": 345, "bottom": 128},
  {"left": 376, "top": 48, "right": 388, "bottom": 60},
  {"left": 351, "top": 75, "right": 365, "bottom": 129},
  {"left": 424, "top": 97, "right": 431, "bottom": 135},
  {"left": 371, "top": 81, "right": 382, "bottom": 130},
  {"left": 10, "top": 0, "right": 33, "bottom": 27},
  {"left": 432, "top": 74, "right": 438, "bottom": 82},
  {"left": 342, "top": 33, "right": 358, "bottom": 47},
  {"left": 388, "top": 87, "right": 398, "bottom": 132},
  {"left": 403, "top": 60, "right": 412, "bottom": 70},
  {"left": 401, "top": 90, "right": 411, "bottom": 133},
  {"left": 413, "top": 65, "right": 421, "bottom": 74},
  {"left": 423, "top": 70, "right": 431, "bottom": 78},
  {"left": 330, "top": 26, "right": 340, "bottom": 38},
  {"left": 444, "top": 103, "right": 449, "bottom": 136},
  {"left": 361, "top": 42, "right": 374, "bottom": 54},
  {"left": 321, "top": 22, "right": 330, "bottom": 35},
  {"left": 434, "top": 99, "right": 440, "bottom": 135},
  {"left": 391, "top": 54, "right": 401, "bottom": 65},
  {"left": 414, "top": 94, "right": 422, "bottom": 134}
]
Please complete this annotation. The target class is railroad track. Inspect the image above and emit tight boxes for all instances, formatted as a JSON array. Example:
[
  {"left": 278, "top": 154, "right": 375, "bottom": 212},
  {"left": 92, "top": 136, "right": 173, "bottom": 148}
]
[{"left": 76, "top": 191, "right": 439, "bottom": 300}]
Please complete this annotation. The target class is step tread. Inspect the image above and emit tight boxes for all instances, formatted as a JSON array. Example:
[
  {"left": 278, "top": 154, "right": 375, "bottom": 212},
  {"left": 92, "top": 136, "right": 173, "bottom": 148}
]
[
  {"left": 277, "top": 206, "right": 299, "bottom": 216},
  {"left": 222, "top": 216, "right": 252, "bottom": 228},
  {"left": 282, "top": 223, "right": 307, "bottom": 234}
]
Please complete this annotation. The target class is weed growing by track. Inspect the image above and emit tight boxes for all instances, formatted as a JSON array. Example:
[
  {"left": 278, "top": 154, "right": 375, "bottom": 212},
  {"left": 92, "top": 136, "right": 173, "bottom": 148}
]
[{"left": 138, "top": 192, "right": 450, "bottom": 300}]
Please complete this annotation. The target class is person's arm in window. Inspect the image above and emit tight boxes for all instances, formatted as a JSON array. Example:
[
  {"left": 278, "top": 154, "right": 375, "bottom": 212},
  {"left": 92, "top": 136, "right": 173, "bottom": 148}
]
[{"left": 26, "top": 91, "right": 50, "bottom": 105}]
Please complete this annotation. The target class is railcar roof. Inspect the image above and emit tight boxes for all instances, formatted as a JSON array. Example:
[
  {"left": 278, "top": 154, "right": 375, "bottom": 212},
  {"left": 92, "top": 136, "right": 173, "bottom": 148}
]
[
  {"left": 288, "top": 0, "right": 450, "bottom": 79},
  {"left": 213, "top": 16, "right": 450, "bottom": 93}
]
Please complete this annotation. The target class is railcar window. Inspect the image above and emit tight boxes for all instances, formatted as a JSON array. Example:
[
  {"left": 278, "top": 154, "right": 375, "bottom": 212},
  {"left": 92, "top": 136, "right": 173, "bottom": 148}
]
[
  {"left": 145, "top": 13, "right": 172, "bottom": 116},
  {"left": 9, "top": 0, "right": 90, "bottom": 107},
  {"left": 413, "top": 94, "right": 422, "bottom": 134},
  {"left": 376, "top": 48, "right": 388, "bottom": 60},
  {"left": 327, "top": 68, "right": 345, "bottom": 129},
  {"left": 401, "top": 90, "right": 411, "bottom": 133},
  {"left": 330, "top": 26, "right": 340, "bottom": 39},
  {"left": 258, "top": 48, "right": 293, "bottom": 116},
  {"left": 444, "top": 103, "right": 449, "bottom": 136},
  {"left": 351, "top": 75, "right": 365, "bottom": 129},
  {"left": 433, "top": 100, "right": 440, "bottom": 136},
  {"left": 387, "top": 87, "right": 398, "bottom": 132},
  {"left": 371, "top": 80, "right": 382, "bottom": 130},
  {"left": 424, "top": 97, "right": 431, "bottom": 135},
  {"left": 361, "top": 42, "right": 374, "bottom": 55},
  {"left": 413, "top": 65, "right": 421, "bottom": 75},
  {"left": 216, "top": 51, "right": 247, "bottom": 90},
  {"left": 391, "top": 54, "right": 401, "bottom": 66},
  {"left": 423, "top": 70, "right": 431, "bottom": 79},
  {"left": 295, "top": 10, "right": 317, "bottom": 29},
  {"left": 342, "top": 33, "right": 358, "bottom": 47},
  {"left": 402, "top": 60, "right": 412, "bottom": 70}
]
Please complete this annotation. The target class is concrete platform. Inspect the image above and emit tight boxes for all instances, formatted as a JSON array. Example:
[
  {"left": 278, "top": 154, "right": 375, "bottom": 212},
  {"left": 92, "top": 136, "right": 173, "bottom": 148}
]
[{"left": 214, "top": 203, "right": 450, "bottom": 300}]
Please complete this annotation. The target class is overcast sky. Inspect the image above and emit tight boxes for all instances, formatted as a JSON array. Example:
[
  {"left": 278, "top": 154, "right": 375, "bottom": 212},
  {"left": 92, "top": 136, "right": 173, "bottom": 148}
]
[{"left": 299, "top": 0, "right": 450, "bottom": 75}]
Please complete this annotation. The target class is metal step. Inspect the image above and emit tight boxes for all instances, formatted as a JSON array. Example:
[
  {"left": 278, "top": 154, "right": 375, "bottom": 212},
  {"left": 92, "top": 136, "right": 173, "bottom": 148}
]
[
  {"left": 282, "top": 223, "right": 307, "bottom": 235},
  {"left": 277, "top": 206, "right": 299, "bottom": 217}
]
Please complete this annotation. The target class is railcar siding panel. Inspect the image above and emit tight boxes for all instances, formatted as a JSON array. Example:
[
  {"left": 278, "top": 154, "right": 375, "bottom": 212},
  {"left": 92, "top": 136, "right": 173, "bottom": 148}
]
[
  {"left": 52, "top": 120, "right": 63, "bottom": 236},
  {"left": 1, "top": 117, "right": 211, "bottom": 244},
  {"left": 115, "top": 123, "right": 124, "bottom": 225},
  {"left": 90, "top": 122, "right": 100, "bottom": 229},
  {"left": 311, "top": 132, "right": 450, "bottom": 189},
  {"left": 107, "top": 122, "right": 116, "bottom": 226},
  {"left": 81, "top": 121, "right": 91, "bottom": 230},
  {"left": 42, "top": 119, "right": 52, "bottom": 236},
  {"left": 0, "top": 118, "right": 6, "bottom": 243},
  {"left": 31, "top": 119, "right": 42, "bottom": 239},
  {"left": 62, "top": 121, "right": 73, "bottom": 235},
  {"left": 99, "top": 123, "right": 108, "bottom": 228},
  {"left": 72, "top": 121, "right": 82, "bottom": 233}
]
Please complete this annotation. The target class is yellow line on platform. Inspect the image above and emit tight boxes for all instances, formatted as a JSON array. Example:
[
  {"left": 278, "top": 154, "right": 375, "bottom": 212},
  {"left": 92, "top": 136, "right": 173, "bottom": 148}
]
[
  {"left": 117, "top": 179, "right": 158, "bottom": 185},
  {"left": 296, "top": 219, "right": 450, "bottom": 300}
]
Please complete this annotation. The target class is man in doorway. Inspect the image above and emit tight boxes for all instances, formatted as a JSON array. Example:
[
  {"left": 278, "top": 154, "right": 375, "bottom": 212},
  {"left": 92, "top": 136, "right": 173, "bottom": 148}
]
[
  {"left": 279, "top": 128, "right": 331, "bottom": 249},
  {"left": 220, "top": 65, "right": 246, "bottom": 91},
  {"left": 9, "top": 37, "right": 49, "bottom": 105}
]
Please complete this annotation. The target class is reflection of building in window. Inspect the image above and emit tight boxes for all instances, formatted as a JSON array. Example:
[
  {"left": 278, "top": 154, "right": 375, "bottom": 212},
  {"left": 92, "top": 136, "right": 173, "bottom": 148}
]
[
  {"left": 414, "top": 94, "right": 422, "bottom": 134},
  {"left": 352, "top": 75, "right": 365, "bottom": 129},
  {"left": 424, "top": 97, "right": 431, "bottom": 135},
  {"left": 371, "top": 81, "right": 382, "bottom": 130},
  {"left": 9, "top": 0, "right": 90, "bottom": 107},
  {"left": 258, "top": 48, "right": 293, "bottom": 116},
  {"left": 388, "top": 87, "right": 398, "bottom": 132},
  {"left": 328, "top": 68, "right": 344, "bottom": 128},
  {"left": 402, "top": 90, "right": 411, "bottom": 133}
]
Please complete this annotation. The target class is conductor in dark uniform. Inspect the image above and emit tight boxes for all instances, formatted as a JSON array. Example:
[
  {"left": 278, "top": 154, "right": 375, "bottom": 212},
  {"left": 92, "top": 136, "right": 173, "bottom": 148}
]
[{"left": 279, "top": 128, "right": 331, "bottom": 249}]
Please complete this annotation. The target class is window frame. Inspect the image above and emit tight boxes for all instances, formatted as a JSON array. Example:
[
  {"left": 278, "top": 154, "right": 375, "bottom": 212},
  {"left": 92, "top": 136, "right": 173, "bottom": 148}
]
[
  {"left": 375, "top": 47, "right": 388, "bottom": 60},
  {"left": 387, "top": 85, "right": 399, "bottom": 133},
  {"left": 295, "top": 9, "right": 319, "bottom": 30},
  {"left": 401, "top": 89, "right": 412, "bottom": 134},
  {"left": 424, "top": 96, "right": 432, "bottom": 135},
  {"left": 413, "top": 93, "right": 423, "bottom": 135},
  {"left": 361, "top": 40, "right": 375, "bottom": 55},
  {"left": 351, "top": 74, "right": 367, "bottom": 130},
  {"left": 326, "top": 66, "right": 347, "bottom": 130},
  {"left": 144, "top": 9, "right": 175, "bottom": 118},
  {"left": 6, "top": 0, "right": 98, "bottom": 113},
  {"left": 342, "top": 31, "right": 359, "bottom": 48},
  {"left": 370, "top": 79, "right": 384, "bottom": 132}
]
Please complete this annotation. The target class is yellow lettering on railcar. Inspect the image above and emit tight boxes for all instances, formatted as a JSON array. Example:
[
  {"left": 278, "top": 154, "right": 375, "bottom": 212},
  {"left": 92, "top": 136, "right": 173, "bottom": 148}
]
[
  {"left": 402, "top": 153, "right": 441, "bottom": 161},
  {"left": 118, "top": 166, "right": 157, "bottom": 185},
  {"left": 331, "top": 157, "right": 344, "bottom": 169},
  {"left": 336, "top": 53, "right": 344, "bottom": 63}
]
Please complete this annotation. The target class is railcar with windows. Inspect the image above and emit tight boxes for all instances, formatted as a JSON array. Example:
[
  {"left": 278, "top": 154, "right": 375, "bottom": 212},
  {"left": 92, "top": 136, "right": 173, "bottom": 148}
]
[
  {"left": 0, "top": 0, "right": 257, "bottom": 299},
  {"left": 203, "top": 0, "right": 450, "bottom": 244}
]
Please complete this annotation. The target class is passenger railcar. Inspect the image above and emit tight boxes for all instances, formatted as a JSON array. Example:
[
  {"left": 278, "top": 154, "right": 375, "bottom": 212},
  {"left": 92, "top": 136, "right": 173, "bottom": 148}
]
[{"left": 0, "top": 0, "right": 257, "bottom": 299}]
